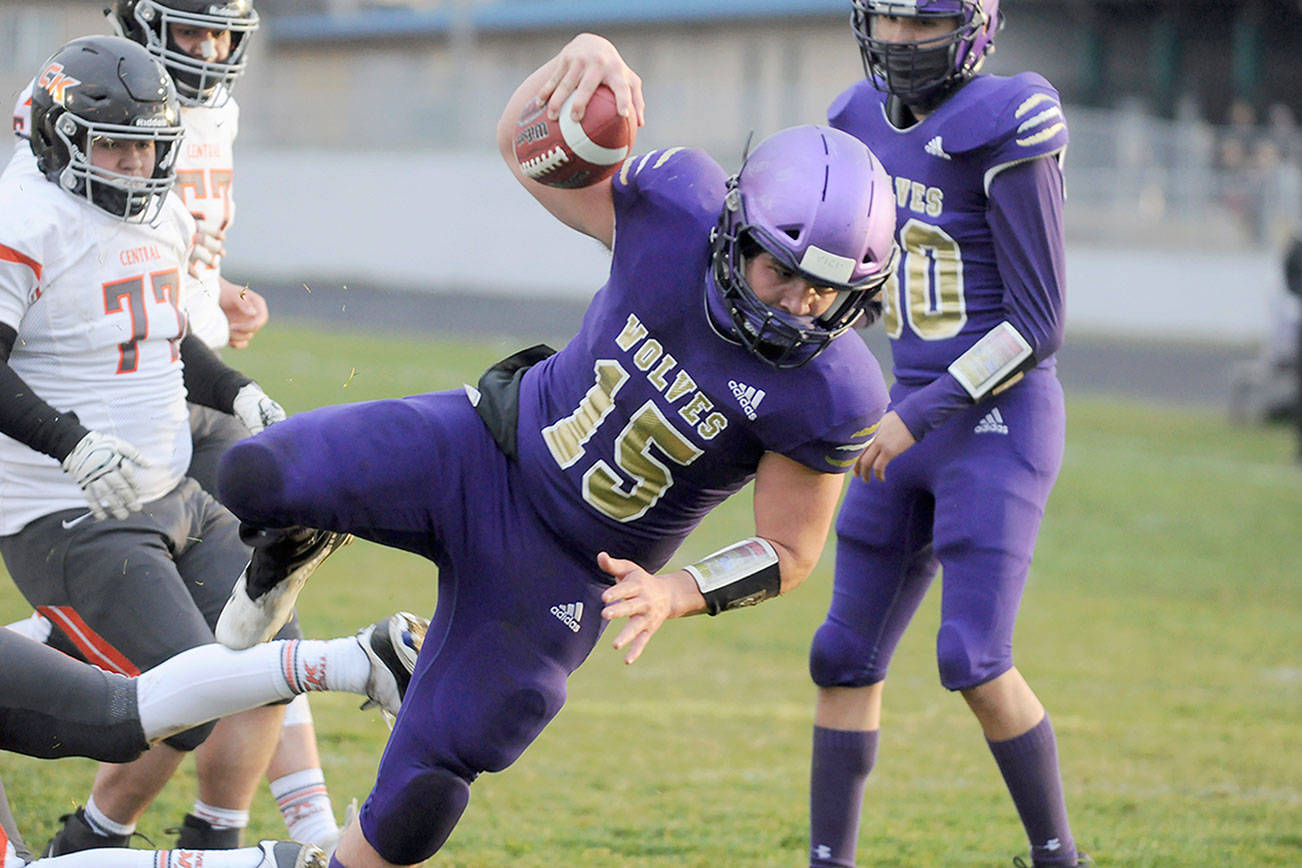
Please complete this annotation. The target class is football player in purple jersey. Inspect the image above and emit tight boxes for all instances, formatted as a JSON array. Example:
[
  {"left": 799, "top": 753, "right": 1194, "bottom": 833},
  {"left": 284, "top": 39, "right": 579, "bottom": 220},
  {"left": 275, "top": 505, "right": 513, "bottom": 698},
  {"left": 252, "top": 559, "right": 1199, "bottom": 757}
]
[
  {"left": 806, "top": 3, "right": 1089, "bottom": 867},
  {"left": 208, "top": 33, "right": 899, "bottom": 868}
]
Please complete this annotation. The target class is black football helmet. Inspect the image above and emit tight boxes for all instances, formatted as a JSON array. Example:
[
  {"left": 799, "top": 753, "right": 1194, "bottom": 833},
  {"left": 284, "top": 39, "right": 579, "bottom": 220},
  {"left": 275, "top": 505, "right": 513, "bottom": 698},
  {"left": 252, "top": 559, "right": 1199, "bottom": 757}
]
[
  {"left": 852, "top": 0, "right": 1003, "bottom": 108},
  {"left": 29, "top": 35, "right": 184, "bottom": 223},
  {"left": 107, "top": 0, "right": 259, "bottom": 106}
]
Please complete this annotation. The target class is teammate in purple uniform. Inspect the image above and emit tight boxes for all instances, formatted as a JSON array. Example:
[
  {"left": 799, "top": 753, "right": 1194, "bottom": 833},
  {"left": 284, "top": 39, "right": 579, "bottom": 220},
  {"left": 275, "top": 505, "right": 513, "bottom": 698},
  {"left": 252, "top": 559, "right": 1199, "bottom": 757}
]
[
  {"left": 208, "top": 33, "right": 897, "bottom": 868},
  {"left": 807, "top": 4, "right": 1089, "bottom": 867}
]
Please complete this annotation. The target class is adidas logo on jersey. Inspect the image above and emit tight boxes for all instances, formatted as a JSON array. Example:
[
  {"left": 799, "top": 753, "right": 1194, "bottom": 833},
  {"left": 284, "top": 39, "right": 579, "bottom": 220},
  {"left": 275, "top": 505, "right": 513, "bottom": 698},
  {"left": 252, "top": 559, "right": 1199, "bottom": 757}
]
[
  {"left": 925, "top": 136, "right": 952, "bottom": 160},
  {"left": 974, "top": 408, "right": 1009, "bottom": 435},
  {"left": 729, "top": 380, "right": 765, "bottom": 420},
  {"left": 551, "top": 602, "right": 584, "bottom": 633}
]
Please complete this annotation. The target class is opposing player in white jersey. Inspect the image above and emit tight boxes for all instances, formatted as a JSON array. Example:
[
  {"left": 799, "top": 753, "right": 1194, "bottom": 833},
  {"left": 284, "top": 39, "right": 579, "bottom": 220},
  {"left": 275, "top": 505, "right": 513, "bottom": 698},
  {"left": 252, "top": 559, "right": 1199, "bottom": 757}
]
[
  {"left": 7, "top": 2, "right": 345, "bottom": 851},
  {"left": 0, "top": 35, "right": 293, "bottom": 859}
]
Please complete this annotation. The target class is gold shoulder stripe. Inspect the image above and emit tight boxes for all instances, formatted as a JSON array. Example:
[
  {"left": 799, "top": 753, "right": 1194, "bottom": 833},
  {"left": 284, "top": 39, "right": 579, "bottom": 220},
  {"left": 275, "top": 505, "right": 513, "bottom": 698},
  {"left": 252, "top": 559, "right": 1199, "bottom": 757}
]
[
  {"left": 1016, "top": 122, "right": 1066, "bottom": 147},
  {"left": 653, "top": 147, "right": 685, "bottom": 169},
  {"left": 632, "top": 151, "right": 655, "bottom": 177},
  {"left": 851, "top": 422, "right": 881, "bottom": 439},
  {"left": 1015, "top": 93, "right": 1054, "bottom": 118},
  {"left": 1017, "top": 106, "right": 1062, "bottom": 134},
  {"left": 618, "top": 156, "right": 636, "bottom": 185}
]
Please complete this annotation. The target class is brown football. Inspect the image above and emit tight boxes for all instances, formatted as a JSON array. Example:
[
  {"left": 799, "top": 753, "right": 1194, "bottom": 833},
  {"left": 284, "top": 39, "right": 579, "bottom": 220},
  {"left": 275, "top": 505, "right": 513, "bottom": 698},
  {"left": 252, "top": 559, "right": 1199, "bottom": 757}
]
[{"left": 514, "top": 85, "right": 635, "bottom": 189}]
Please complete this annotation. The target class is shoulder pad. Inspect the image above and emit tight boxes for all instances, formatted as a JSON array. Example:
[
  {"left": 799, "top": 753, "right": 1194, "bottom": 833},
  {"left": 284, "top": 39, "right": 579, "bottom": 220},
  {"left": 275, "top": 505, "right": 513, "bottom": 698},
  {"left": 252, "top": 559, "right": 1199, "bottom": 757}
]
[
  {"left": 931, "top": 73, "right": 1068, "bottom": 161},
  {"left": 827, "top": 80, "right": 885, "bottom": 132},
  {"left": 612, "top": 147, "right": 727, "bottom": 230}
]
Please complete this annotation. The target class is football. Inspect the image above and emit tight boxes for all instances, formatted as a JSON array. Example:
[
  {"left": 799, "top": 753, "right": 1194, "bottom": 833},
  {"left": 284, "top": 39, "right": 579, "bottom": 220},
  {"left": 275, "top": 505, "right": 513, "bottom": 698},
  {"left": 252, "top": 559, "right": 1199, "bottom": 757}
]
[{"left": 514, "top": 85, "right": 636, "bottom": 189}]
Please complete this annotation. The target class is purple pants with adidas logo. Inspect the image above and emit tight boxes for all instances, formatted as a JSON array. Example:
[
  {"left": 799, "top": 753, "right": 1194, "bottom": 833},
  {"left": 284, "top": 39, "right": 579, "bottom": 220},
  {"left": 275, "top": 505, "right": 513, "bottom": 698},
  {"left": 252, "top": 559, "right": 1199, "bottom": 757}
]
[
  {"left": 218, "top": 389, "right": 614, "bottom": 863},
  {"left": 810, "top": 369, "right": 1065, "bottom": 692}
]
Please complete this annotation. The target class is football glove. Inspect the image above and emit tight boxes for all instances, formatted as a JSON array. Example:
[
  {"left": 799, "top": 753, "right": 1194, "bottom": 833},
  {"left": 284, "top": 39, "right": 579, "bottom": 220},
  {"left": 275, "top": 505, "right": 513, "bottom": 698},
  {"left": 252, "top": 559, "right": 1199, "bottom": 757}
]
[
  {"left": 189, "top": 212, "right": 227, "bottom": 270},
  {"left": 233, "top": 383, "right": 286, "bottom": 435},
  {"left": 60, "top": 431, "right": 151, "bottom": 521}
]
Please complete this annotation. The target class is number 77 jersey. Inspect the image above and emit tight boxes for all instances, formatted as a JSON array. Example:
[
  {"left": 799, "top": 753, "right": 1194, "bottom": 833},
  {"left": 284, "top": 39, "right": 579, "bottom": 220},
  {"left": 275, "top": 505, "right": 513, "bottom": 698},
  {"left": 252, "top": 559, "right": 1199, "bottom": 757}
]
[
  {"left": 0, "top": 162, "right": 196, "bottom": 534},
  {"left": 828, "top": 72, "right": 1068, "bottom": 384}
]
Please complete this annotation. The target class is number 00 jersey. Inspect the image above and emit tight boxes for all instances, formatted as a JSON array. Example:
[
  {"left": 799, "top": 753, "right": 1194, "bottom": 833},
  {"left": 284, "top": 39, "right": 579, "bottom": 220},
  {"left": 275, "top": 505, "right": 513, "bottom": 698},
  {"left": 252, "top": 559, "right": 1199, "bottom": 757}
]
[
  {"left": 514, "top": 147, "right": 890, "bottom": 571},
  {"left": 828, "top": 73, "right": 1069, "bottom": 384},
  {"left": 0, "top": 164, "right": 195, "bottom": 534}
]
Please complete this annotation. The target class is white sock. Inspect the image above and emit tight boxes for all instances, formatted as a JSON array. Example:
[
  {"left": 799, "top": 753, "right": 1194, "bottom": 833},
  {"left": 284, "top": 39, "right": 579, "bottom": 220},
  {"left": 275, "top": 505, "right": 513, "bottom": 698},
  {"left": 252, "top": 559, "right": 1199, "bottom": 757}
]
[
  {"left": 82, "top": 797, "right": 134, "bottom": 838},
  {"left": 270, "top": 768, "right": 338, "bottom": 847},
  {"left": 282, "top": 694, "right": 314, "bottom": 728},
  {"left": 30, "top": 842, "right": 290, "bottom": 866},
  {"left": 190, "top": 800, "right": 248, "bottom": 831},
  {"left": 136, "top": 642, "right": 297, "bottom": 742},
  {"left": 135, "top": 639, "right": 369, "bottom": 743},
  {"left": 3, "top": 612, "right": 51, "bottom": 643}
]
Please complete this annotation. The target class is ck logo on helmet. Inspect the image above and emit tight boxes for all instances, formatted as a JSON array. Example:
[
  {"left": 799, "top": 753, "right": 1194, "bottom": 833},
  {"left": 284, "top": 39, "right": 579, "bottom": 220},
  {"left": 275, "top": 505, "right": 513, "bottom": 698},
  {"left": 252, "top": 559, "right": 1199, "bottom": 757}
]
[{"left": 37, "top": 63, "right": 80, "bottom": 106}]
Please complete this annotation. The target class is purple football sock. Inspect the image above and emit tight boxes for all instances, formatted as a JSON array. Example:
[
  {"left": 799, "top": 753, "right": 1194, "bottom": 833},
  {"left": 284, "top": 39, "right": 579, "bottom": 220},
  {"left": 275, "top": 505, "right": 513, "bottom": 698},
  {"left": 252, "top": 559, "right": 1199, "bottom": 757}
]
[
  {"left": 809, "top": 726, "right": 878, "bottom": 868},
  {"left": 987, "top": 715, "right": 1078, "bottom": 866}
]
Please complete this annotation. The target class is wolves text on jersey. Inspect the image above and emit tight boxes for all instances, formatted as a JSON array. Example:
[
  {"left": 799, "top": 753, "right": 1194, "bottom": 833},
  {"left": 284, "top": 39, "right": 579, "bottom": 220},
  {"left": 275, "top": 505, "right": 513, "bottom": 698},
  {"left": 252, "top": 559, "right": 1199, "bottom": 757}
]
[
  {"left": 613, "top": 312, "right": 728, "bottom": 440},
  {"left": 892, "top": 175, "right": 944, "bottom": 219}
]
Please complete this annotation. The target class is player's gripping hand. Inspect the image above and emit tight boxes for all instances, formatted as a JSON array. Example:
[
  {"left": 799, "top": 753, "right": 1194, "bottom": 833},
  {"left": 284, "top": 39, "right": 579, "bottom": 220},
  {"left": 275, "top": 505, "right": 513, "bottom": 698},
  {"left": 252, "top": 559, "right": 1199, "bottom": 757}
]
[
  {"left": 60, "top": 431, "right": 152, "bottom": 521},
  {"left": 233, "top": 383, "right": 286, "bottom": 435},
  {"left": 539, "top": 32, "right": 644, "bottom": 127}
]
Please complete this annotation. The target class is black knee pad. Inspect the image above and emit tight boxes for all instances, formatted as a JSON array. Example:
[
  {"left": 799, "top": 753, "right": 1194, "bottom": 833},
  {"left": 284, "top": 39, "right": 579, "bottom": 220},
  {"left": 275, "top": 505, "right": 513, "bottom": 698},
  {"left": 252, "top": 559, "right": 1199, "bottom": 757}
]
[
  {"left": 161, "top": 718, "right": 217, "bottom": 752},
  {"left": 809, "top": 619, "right": 882, "bottom": 688},
  {"left": 440, "top": 624, "right": 568, "bottom": 775},
  {"left": 365, "top": 765, "right": 470, "bottom": 865},
  {"left": 216, "top": 440, "right": 285, "bottom": 523}
]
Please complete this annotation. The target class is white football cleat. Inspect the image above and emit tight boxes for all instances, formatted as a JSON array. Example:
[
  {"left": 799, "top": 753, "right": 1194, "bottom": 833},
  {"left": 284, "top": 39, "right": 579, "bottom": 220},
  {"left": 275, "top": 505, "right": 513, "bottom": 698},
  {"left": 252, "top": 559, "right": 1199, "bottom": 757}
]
[
  {"left": 357, "top": 611, "right": 427, "bottom": 718},
  {"left": 256, "top": 839, "right": 329, "bottom": 868},
  {"left": 216, "top": 528, "right": 352, "bottom": 649}
]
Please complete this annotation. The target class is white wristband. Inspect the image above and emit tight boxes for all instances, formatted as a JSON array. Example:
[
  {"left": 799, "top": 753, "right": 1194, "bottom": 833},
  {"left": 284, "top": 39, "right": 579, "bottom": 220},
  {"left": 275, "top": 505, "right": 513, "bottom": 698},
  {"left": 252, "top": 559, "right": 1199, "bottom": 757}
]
[
  {"left": 684, "top": 537, "right": 781, "bottom": 615},
  {"left": 947, "top": 321, "right": 1034, "bottom": 400}
]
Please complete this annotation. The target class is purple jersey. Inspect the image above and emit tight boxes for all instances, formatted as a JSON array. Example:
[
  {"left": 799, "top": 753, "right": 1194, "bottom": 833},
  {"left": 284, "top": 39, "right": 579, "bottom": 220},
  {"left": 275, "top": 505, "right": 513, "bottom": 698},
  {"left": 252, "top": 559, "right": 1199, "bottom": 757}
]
[
  {"left": 828, "top": 73, "right": 1068, "bottom": 388},
  {"left": 515, "top": 147, "right": 888, "bottom": 572}
]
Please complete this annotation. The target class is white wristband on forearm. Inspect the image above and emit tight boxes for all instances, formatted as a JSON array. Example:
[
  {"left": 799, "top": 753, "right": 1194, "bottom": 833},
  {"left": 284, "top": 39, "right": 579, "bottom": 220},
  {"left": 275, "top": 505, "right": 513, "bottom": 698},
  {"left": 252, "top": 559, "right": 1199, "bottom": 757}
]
[
  {"left": 683, "top": 537, "right": 781, "bottom": 616},
  {"left": 947, "top": 321, "right": 1034, "bottom": 400}
]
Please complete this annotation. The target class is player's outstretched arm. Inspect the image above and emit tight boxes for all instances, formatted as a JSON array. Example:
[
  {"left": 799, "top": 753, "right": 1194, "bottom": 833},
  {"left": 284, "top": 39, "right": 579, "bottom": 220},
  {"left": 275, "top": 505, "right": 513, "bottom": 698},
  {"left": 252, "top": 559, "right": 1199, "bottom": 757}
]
[
  {"left": 599, "top": 453, "right": 844, "bottom": 664},
  {"left": 496, "top": 33, "right": 644, "bottom": 247}
]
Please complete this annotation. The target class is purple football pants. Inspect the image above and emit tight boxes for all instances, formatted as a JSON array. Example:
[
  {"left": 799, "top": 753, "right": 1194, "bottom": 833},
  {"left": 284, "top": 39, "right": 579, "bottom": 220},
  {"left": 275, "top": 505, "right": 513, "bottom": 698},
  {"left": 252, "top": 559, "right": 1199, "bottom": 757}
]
[
  {"left": 219, "top": 390, "right": 611, "bottom": 863},
  {"left": 810, "top": 370, "right": 1065, "bottom": 691}
]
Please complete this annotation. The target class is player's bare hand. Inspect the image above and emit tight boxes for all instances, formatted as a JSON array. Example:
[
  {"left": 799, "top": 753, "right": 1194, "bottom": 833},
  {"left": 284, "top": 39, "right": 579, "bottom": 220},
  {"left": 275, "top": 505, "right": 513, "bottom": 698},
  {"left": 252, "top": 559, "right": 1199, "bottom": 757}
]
[
  {"left": 540, "top": 33, "right": 644, "bottom": 127},
  {"left": 854, "top": 411, "right": 916, "bottom": 482},
  {"left": 220, "top": 280, "right": 269, "bottom": 348},
  {"left": 598, "top": 551, "right": 678, "bottom": 665}
]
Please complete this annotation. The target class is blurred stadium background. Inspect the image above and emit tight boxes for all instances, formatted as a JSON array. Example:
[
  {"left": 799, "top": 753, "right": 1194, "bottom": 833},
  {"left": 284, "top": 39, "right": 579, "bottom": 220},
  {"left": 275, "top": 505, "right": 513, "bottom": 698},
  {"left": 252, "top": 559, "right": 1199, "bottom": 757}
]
[
  {"left": 1, "top": 4, "right": 1300, "bottom": 864},
  {"left": 4, "top": 1, "right": 1301, "bottom": 350}
]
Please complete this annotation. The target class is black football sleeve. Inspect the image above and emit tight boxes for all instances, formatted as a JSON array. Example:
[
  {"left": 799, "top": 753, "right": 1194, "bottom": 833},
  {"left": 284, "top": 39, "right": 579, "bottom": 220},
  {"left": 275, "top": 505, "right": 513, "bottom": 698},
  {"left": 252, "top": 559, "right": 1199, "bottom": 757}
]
[
  {"left": 180, "top": 334, "right": 252, "bottom": 414},
  {"left": 0, "top": 322, "right": 91, "bottom": 460}
]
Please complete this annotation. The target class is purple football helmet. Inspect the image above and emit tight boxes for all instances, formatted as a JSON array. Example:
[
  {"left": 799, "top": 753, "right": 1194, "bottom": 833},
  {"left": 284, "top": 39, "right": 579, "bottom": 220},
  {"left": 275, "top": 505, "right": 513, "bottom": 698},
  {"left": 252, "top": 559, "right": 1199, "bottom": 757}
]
[
  {"left": 852, "top": 0, "right": 1002, "bottom": 106},
  {"left": 708, "top": 125, "right": 898, "bottom": 369}
]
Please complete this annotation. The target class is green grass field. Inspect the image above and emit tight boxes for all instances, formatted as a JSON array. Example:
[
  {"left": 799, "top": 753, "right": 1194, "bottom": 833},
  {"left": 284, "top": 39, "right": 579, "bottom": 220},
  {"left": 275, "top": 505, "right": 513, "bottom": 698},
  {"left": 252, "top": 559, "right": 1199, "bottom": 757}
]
[{"left": 1, "top": 323, "right": 1299, "bottom": 866}]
